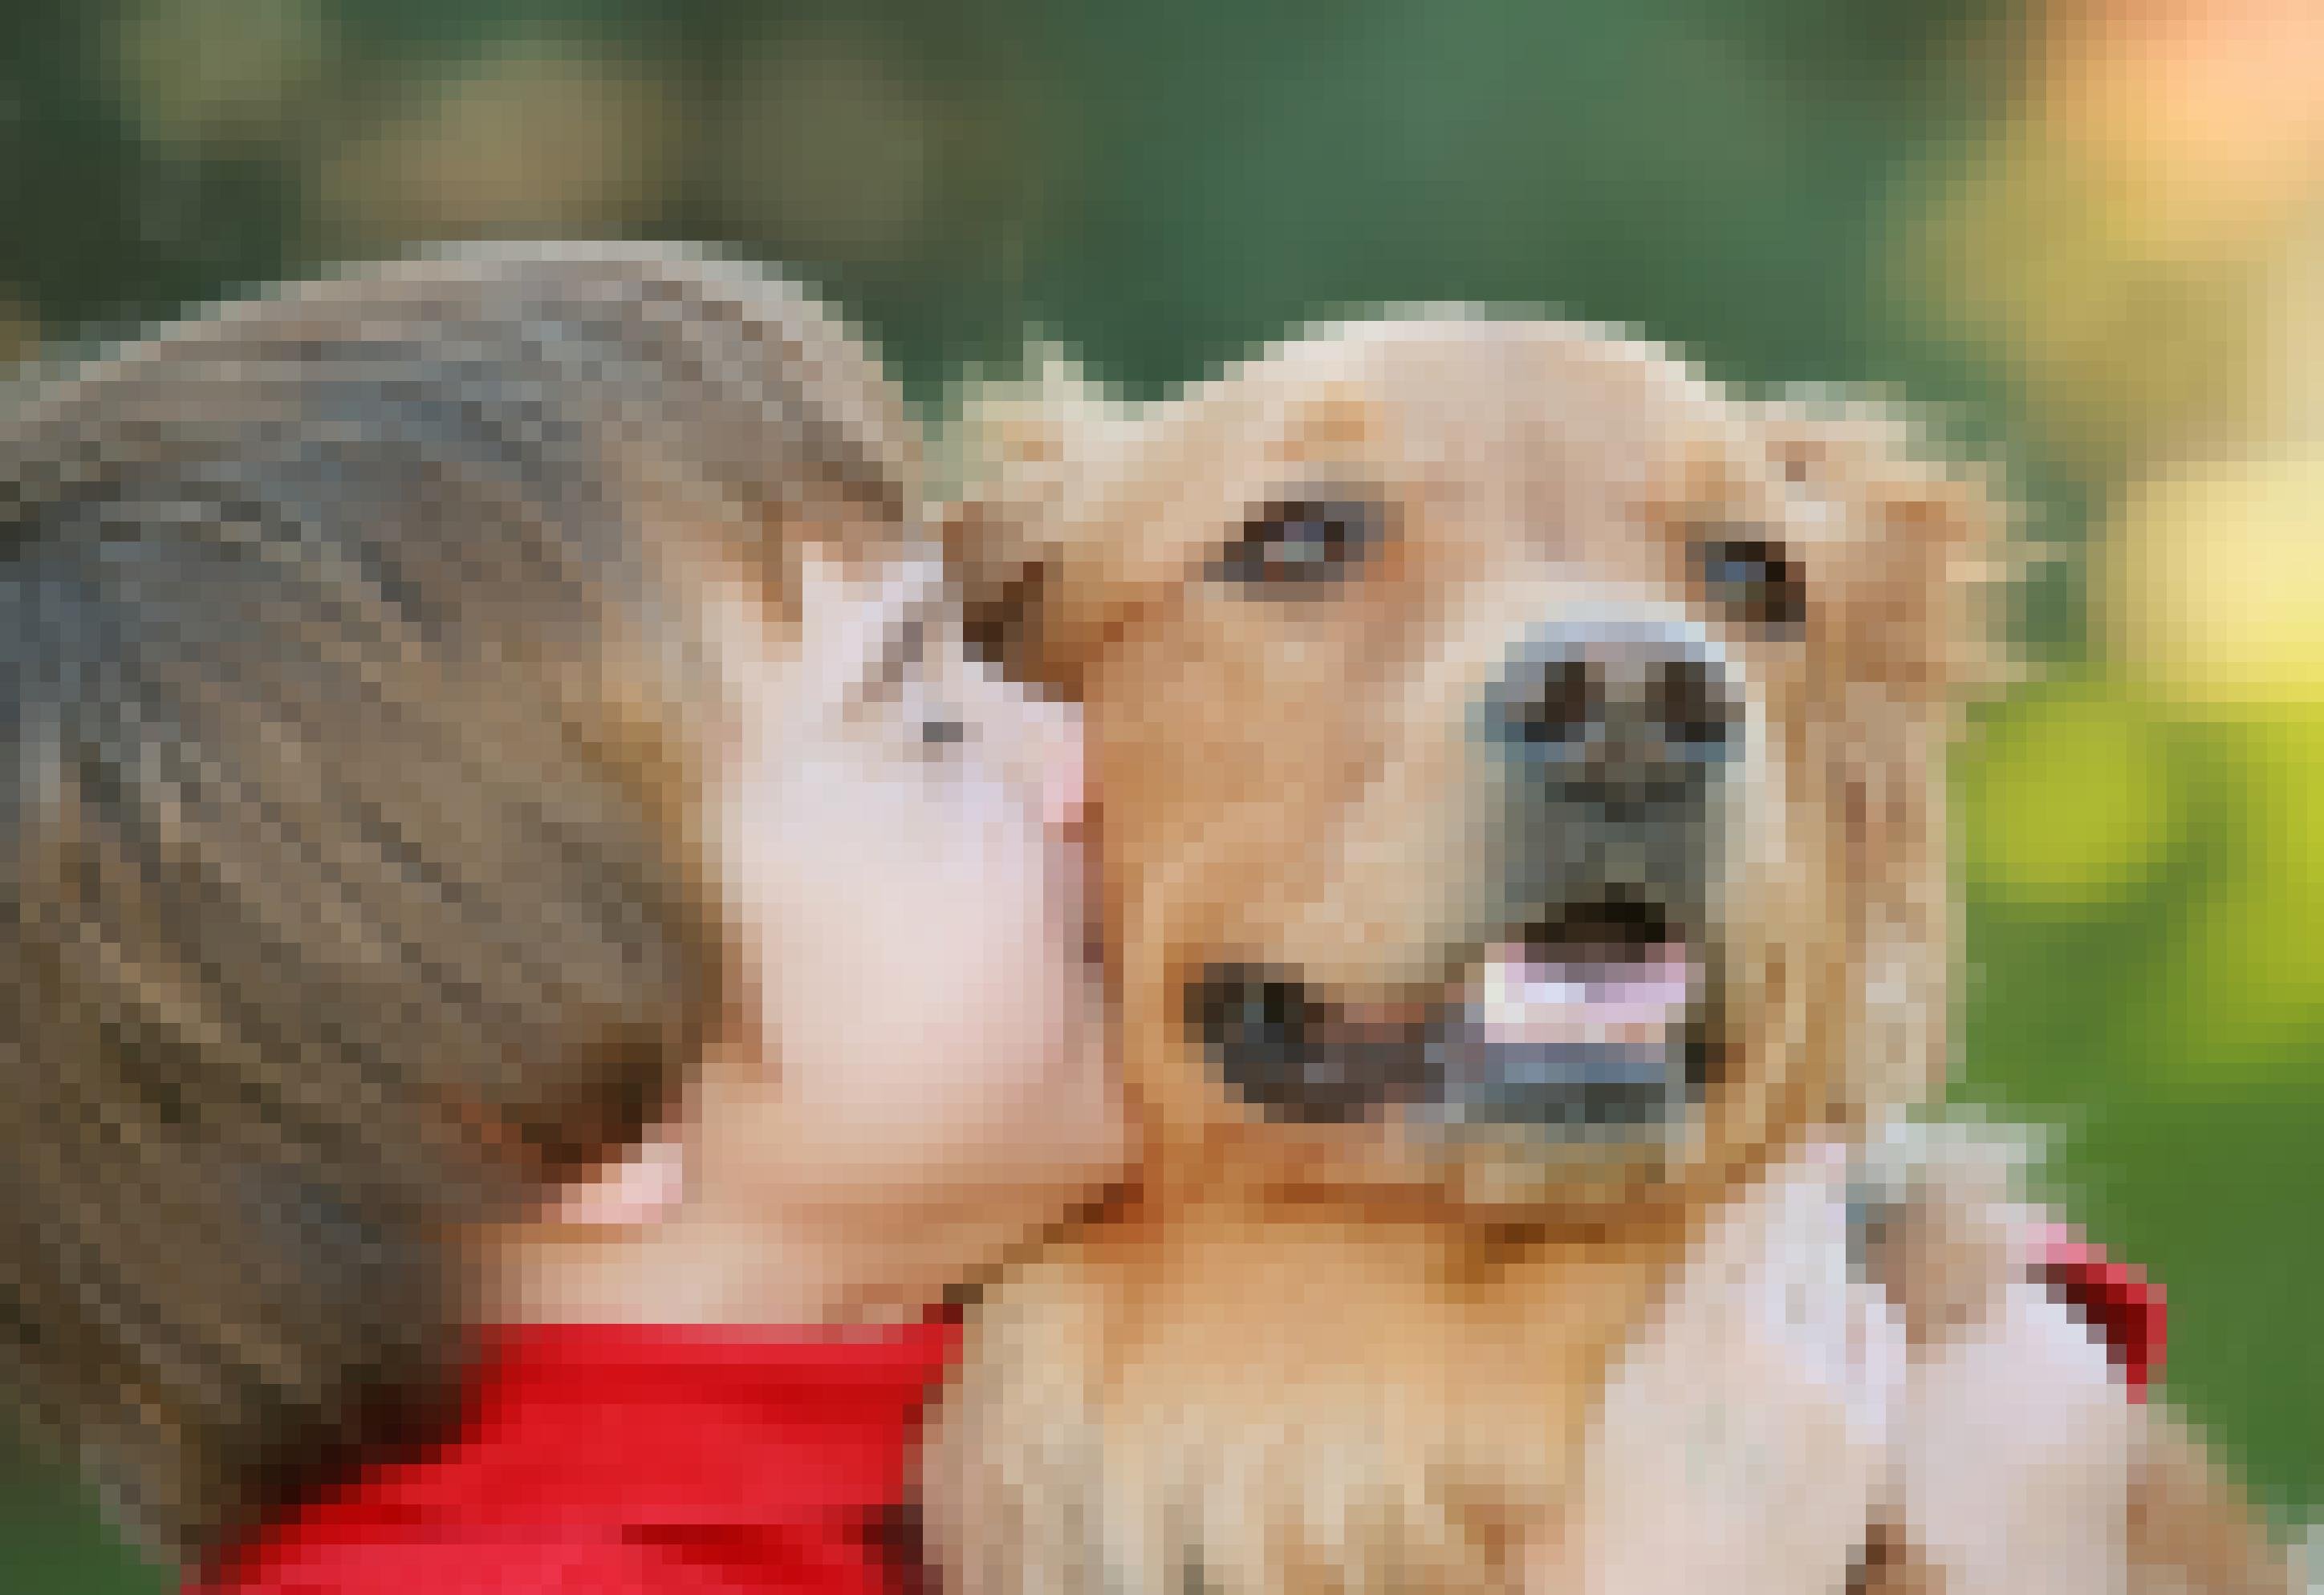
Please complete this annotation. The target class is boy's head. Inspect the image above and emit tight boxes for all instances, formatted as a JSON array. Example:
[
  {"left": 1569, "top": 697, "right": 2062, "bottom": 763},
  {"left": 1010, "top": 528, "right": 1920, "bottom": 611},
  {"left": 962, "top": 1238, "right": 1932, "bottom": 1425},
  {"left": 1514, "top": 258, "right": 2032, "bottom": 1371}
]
[{"left": 0, "top": 244, "right": 1115, "bottom": 1565}]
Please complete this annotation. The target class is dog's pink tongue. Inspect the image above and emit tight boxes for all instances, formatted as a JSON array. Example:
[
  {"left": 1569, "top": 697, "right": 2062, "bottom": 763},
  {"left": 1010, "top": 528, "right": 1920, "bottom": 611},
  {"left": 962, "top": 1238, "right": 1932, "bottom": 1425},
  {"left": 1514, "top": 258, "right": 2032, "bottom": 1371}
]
[{"left": 1473, "top": 943, "right": 1696, "bottom": 1046}]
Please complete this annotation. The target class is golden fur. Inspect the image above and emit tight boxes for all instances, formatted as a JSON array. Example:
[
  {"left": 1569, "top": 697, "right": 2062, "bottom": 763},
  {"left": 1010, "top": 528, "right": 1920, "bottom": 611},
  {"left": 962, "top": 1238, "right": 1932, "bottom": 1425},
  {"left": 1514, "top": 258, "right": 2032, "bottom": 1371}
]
[{"left": 926, "top": 315, "right": 2289, "bottom": 1593}]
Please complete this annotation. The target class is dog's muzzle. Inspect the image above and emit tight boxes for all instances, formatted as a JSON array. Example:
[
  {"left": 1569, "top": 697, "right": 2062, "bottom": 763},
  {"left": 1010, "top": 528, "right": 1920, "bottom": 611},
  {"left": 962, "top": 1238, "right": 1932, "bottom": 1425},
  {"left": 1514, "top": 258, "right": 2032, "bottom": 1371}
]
[{"left": 1187, "top": 613, "right": 1741, "bottom": 1139}]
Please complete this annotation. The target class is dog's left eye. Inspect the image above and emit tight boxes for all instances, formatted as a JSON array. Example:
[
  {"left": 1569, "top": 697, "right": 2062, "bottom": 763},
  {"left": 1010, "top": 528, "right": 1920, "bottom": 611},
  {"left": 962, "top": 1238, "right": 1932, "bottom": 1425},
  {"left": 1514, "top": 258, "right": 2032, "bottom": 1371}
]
[
  {"left": 1694, "top": 534, "right": 1805, "bottom": 631},
  {"left": 1212, "top": 498, "right": 1381, "bottom": 595}
]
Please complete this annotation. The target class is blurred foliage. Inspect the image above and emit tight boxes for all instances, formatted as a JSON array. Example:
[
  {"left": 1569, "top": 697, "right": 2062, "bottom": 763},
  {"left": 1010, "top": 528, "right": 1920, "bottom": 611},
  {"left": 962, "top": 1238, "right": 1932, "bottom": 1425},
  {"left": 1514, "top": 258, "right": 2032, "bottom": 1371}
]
[
  {"left": 2, "top": 0, "right": 2016, "bottom": 391},
  {"left": 2, "top": 1, "right": 2316, "bottom": 1586}
]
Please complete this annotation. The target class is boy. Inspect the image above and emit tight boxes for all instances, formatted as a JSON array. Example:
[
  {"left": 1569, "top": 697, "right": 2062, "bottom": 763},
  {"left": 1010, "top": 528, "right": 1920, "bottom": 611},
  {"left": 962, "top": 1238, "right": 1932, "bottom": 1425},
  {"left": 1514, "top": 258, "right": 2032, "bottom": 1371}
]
[{"left": 0, "top": 242, "right": 1123, "bottom": 1593}]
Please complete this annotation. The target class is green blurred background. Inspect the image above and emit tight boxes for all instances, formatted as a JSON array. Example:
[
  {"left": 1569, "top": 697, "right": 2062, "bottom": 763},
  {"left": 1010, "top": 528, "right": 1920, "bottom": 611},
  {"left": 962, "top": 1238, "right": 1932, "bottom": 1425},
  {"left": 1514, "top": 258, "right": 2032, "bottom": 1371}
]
[{"left": 3, "top": 0, "right": 2318, "bottom": 1585}]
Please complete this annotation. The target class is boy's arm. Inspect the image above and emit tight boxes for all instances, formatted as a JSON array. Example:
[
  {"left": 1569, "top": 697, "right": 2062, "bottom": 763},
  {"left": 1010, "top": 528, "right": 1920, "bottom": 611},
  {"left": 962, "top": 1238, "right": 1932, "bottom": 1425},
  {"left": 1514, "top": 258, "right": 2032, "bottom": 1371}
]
[
  {"left": 1551, "top": 1129, "right": 2295, "bottom": 1595},
  {"left": 1856, "top": 1145, "right": 2294, "bottom": 1595},
  {"left": 1545, "top": 1142, "right": 1905, "bottom": 1594}
]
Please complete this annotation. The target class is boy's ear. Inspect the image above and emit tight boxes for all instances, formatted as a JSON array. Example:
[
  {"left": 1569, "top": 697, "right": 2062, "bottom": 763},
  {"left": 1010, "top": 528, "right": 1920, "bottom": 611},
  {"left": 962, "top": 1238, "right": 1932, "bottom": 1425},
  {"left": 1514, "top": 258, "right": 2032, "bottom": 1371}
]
[
  {"left": 937, "top": 343, "right": 1137, "bottom": 697},
  {"left": 548, "top": 1126, "right": 688, "bottom": 1228}
]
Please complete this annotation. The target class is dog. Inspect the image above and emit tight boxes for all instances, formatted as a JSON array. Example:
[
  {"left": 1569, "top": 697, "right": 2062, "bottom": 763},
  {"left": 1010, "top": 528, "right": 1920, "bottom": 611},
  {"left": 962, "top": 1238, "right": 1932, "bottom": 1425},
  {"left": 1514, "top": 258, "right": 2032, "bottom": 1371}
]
[{"left": 924, "top": 314, "right": 2295, "bottom": 1593}]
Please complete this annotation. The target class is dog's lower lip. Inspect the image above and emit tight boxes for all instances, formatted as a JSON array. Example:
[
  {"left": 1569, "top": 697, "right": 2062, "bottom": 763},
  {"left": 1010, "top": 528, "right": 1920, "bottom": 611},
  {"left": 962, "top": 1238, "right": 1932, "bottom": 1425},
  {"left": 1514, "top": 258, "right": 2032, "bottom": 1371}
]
[
  {"left": 1415, "top": 1033, "right": 1679, "bottom": 1132},
  {"left": 1189, "top": 952, "right": 1714, "bottom": 1131}
]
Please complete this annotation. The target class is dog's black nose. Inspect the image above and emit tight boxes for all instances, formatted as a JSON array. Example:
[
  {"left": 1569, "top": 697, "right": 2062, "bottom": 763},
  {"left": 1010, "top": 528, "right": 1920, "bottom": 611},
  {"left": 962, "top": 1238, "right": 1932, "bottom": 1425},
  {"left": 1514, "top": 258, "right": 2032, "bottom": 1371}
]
[{"left": 1484, "top": 616, "right": 1739, "bottom": 808}]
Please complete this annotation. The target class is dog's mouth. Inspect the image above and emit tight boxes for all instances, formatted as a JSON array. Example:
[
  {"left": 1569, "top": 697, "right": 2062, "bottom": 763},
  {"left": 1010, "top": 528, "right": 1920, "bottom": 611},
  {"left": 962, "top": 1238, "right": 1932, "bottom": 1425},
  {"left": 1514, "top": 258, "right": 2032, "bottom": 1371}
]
[{"left": 1186, "top": 888, "right": 1717, "bottom": 1137}]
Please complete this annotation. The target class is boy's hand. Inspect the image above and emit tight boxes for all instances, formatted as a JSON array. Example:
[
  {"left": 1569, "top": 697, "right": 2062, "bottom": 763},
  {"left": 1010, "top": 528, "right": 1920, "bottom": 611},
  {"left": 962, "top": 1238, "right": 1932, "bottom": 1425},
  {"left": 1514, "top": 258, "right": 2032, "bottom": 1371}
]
[
  {"left": 1542, "top": 1142, "right": 1906, "bottom": 1595},
  {"left": 1889, "top": 1261, "right": 2137, "bottom": 1593}
]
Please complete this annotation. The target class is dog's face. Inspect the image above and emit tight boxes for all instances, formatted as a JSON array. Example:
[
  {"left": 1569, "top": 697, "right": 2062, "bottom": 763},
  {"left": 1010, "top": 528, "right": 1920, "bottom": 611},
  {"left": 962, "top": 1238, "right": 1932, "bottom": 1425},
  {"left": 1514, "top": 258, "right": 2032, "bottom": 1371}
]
[{"left": 952, "top": 318, "right": 1999, "bottom": 1217}]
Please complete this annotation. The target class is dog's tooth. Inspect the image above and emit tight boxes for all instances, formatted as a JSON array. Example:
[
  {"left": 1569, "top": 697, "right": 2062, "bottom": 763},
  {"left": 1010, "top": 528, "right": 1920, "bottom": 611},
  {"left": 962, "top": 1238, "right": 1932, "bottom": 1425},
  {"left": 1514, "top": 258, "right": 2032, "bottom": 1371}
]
[{"left": 1467, "top": 941, "right": 1700, "bottom": 1049}]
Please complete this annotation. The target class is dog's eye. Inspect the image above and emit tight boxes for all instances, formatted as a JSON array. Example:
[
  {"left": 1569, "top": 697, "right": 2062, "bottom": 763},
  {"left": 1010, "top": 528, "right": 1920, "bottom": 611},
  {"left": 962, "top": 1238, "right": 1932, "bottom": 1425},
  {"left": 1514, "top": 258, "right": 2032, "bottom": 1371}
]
[
  {"left": 1694, "top": 534, "right": 1804, "bottom": 631},
  {"left": 1212, "top": 498, "right": 1381, "bottom": 595}
]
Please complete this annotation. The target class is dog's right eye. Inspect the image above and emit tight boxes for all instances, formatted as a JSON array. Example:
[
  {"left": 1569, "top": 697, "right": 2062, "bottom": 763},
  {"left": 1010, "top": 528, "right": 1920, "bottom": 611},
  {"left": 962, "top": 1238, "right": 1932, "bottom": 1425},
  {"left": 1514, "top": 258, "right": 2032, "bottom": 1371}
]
[
  {"left": 1211, "top": 498, "right": 1381, "bottom": 595},
  {"left": 1694, "top": 534, "right": 1806, "bottom": 632}
]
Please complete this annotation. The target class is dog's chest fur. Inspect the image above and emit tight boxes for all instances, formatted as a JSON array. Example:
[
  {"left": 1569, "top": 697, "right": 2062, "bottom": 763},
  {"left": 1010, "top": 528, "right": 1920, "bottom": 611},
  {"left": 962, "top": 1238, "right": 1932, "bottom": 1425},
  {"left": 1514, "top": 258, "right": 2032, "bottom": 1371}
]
[
  {"left": 929, "top": 1128, "right": 2021, "bottom": 1595},
  {"left": 938, "top": 1197, "right": 1700, "bottom": 1595}
]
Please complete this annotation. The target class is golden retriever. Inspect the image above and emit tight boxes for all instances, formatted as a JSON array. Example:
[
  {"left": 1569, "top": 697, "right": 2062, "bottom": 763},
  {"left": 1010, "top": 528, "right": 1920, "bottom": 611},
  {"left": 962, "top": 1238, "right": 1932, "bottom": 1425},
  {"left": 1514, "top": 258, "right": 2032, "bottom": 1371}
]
[{"left": 926, "top": 314, "right": 2294, "bottom": 1594}]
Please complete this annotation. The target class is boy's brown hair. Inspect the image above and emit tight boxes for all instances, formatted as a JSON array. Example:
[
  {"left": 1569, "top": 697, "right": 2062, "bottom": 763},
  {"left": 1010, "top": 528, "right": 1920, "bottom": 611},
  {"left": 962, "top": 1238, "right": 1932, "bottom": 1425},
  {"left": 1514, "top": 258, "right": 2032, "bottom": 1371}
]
[{"left": 0, "top": 242, "right": 917, "bottom": 1566}]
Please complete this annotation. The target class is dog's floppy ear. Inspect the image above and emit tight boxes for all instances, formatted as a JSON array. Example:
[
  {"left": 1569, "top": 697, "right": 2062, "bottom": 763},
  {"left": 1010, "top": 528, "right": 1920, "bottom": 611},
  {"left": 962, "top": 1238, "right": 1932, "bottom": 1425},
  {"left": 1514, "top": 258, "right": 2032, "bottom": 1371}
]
[
  {"left": 936, "top": 343, "right": 1137, "bottom": 697},
  {"left": 1757, "top": 395, "right": 2025, "bottom": 712},
  {"left": 1757, "top": 397, "right": 2027, "bottom": 1122}
]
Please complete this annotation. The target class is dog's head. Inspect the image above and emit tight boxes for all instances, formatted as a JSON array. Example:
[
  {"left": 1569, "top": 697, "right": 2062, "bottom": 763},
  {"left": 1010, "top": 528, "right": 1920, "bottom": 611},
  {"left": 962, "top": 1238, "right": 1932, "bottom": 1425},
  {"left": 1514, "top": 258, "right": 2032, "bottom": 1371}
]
[{"left": 947, "top": 316, "right": 2006, "bottom": 1219}]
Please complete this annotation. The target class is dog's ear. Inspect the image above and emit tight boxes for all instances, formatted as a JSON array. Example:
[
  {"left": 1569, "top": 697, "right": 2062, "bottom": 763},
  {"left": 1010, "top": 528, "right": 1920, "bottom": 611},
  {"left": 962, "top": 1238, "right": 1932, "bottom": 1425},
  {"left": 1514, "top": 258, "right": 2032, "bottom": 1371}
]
[
  {"left": 1757, "top": 398, "right": 2028, "bottom": 1122},
  {"left": 1757, "top": 396, "right": 2025, "bottom": 713},
  {"left": 936, "top": 343, "right": 1136, "bottom": 697}
]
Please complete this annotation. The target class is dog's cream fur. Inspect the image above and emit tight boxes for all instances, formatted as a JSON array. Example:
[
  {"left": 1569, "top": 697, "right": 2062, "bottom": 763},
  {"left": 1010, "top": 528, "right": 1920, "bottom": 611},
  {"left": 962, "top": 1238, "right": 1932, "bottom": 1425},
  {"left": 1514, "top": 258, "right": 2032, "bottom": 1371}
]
[{"left": 927, "top": 317, "right": 2293, "bottom": 1594}]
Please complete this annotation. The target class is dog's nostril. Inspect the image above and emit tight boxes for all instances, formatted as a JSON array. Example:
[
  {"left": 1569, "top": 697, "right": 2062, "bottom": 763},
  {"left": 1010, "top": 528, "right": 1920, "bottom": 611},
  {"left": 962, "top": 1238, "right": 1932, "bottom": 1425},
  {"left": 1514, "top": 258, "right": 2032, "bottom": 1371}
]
[
  {"left": 1486, "top": 625, "right": 1740, "bottom": 792},
  {"left": 1506, "top": 656, "right": 1597, "bottom": 749},
  {"left": 1648, "top": 656, "right": 1738, "bottom": 757}
]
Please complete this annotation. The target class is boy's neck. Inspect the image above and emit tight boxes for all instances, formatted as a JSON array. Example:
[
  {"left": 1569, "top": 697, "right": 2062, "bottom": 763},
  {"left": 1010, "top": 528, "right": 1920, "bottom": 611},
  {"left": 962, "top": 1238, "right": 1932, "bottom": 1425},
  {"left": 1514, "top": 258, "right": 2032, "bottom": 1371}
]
[{"left": 476, "top": 1198, "right": 971, "bottom": 1329}]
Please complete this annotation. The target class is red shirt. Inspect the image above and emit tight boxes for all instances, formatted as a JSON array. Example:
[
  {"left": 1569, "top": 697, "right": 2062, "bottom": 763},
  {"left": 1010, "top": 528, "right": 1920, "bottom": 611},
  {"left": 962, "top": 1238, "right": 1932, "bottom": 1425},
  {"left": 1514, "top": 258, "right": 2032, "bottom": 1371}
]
[
  {"left": 191, "top": 1313, "right": 961, "bottom": 1595},
  {"left": 189, "top": 1242, "right": 2161, "bottom": 1595}
]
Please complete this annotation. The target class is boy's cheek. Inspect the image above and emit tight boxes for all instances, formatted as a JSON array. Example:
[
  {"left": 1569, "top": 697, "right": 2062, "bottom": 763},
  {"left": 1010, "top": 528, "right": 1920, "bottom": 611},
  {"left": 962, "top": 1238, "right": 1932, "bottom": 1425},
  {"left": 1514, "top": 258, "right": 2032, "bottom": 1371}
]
[{"left": 771, "top": 899, "right": 1067, "bottom": 1122}]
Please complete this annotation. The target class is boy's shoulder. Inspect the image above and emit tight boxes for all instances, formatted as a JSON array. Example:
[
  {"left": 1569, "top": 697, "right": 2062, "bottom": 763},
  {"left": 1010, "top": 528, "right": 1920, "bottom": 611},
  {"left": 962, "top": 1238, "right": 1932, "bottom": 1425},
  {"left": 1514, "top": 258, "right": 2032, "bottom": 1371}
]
[{"left": 192, "top": 1318, "right": 962, "bottom": 1595}]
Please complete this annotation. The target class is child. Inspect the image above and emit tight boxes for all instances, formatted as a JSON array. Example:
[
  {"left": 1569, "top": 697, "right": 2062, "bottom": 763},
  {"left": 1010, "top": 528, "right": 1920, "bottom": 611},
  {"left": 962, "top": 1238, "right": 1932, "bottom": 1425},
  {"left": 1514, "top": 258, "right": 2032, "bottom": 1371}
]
[{"left": 0, "top": 242, "right": 1124, "bottom": 1593}]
